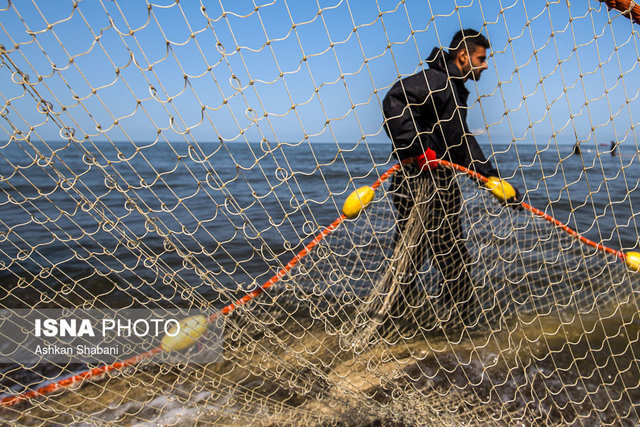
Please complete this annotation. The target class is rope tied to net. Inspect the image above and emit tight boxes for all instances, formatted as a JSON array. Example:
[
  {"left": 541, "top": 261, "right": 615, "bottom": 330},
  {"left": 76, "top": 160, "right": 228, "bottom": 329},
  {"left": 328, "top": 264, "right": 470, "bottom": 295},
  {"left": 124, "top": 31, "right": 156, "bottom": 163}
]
[{"left": 600, "top": 0, "right": 640, "bottom": 24}]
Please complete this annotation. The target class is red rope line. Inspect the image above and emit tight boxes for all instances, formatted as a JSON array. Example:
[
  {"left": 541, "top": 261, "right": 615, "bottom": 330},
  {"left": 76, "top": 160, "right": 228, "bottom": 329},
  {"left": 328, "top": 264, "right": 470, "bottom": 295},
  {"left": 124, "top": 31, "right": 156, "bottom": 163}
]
[
  {"left": 600, "top": 0, "right": 640, "bottom": 25},
  {"left": 0, "top": 348, "right": 163, "bottom": 406},
  {"left": 212, "top": 213, "right": 347, "bottom": 320},
  {"left": 1, "top": 163, "right": 401, "bottom": 407},
  {"left": 1, "top": 159, "right": 627, "bottom": 406},
  {"left": 439, "top": 159, "right": 626, "bottom": 260}
]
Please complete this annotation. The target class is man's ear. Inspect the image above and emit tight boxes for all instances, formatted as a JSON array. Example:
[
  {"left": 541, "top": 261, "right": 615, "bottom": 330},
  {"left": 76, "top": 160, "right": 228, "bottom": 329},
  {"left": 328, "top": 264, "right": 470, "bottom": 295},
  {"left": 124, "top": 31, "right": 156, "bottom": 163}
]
[
  {"left": 452, "top": 49, "right": 469, "bottom": 71},
  {"left": 458, "top": 48, "right": 469, "bottom": 65}
]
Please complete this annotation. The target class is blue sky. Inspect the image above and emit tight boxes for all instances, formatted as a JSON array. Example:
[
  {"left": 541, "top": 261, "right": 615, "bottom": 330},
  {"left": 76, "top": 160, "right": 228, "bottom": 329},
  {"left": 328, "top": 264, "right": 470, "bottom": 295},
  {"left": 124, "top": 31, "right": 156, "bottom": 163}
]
[{"left": 0, "top": 0, "right": 638, "bottom": 147}]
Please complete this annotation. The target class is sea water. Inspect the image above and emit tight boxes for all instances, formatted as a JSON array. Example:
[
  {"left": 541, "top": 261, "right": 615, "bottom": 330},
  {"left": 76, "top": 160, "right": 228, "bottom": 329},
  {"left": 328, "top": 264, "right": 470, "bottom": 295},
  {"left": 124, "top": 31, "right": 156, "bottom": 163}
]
[{"left": 1, "top": 137, "right": 639, "bottom": 422}]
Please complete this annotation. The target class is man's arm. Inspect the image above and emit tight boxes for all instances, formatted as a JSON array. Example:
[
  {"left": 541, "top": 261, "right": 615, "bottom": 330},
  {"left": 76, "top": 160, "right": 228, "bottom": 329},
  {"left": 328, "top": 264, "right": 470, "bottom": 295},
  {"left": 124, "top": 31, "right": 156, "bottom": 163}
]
[
  {"left": 444, "top": 116, "right": 525, "bottom": 206},
  {"left": 460, "top": 132, "right": 499, "bottom": 178},
  {"left": 437, "top": 103, "right": 499, "bottom": 178},
  {"left": 382, "top": 75, "right": 436, "bottom": 161}
]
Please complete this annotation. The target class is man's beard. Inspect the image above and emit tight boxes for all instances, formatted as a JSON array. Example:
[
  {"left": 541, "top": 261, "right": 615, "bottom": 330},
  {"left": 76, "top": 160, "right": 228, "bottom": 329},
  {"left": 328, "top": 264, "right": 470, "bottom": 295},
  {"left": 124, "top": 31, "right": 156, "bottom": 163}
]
[{"left": 471, "top": 69, "right": 483, "bottom": 81}]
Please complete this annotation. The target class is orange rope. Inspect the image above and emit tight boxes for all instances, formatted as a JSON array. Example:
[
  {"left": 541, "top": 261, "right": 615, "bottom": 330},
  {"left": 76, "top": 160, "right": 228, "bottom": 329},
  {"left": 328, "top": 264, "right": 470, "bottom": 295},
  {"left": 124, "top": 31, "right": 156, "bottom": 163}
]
[
  {"left": 600, "top": 0, "right": 640, "bottom": 25},
  {"left": 212, "top": 213, "right": 347, "bottom": 320},
  {"left": 0, "top": 348, "right": 163, "bottom": 406},
  {"left": 438, "top": 159, "right": 626, "bottom": 260},
  {"left": 1, "top": 163, "right": 401, "bottom": 407},
  {"left": 1, "top": 158, "right": 628, "bottom": 406}
]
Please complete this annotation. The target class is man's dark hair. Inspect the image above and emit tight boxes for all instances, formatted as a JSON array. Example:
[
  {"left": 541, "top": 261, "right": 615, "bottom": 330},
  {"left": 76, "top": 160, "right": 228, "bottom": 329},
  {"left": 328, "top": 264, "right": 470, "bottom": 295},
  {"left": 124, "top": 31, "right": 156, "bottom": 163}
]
[{"left": 449, "top": 28, "right": 490, "bottom": 58}]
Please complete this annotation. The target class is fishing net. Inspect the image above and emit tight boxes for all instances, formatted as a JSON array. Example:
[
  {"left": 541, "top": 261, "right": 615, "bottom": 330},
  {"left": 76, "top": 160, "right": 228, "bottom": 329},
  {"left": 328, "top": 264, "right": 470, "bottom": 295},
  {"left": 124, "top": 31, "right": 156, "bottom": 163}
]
[{"left": 0, "top": 0, "right": 639, "bottom": 425}]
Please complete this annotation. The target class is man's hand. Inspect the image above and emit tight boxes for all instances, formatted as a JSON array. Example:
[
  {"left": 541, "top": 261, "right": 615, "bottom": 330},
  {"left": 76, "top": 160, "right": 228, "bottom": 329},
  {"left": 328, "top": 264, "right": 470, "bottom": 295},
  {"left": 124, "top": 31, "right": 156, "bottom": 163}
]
[
  {"left": 416, "top": 147, "right": 438, "bottom": 170},
  {"left": 485, "top": 176, "right": 523, "bottom": 210},
  {"left": 505, "top": 185, "right": 523, "bottom": 211}
]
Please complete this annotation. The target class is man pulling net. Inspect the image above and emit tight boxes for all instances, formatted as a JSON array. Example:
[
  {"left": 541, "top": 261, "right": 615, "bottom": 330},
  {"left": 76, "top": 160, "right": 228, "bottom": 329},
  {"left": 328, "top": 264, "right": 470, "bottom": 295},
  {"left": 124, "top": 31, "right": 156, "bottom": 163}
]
[{"left": 353, "top": 29, "right": 522, "bottom": 344}]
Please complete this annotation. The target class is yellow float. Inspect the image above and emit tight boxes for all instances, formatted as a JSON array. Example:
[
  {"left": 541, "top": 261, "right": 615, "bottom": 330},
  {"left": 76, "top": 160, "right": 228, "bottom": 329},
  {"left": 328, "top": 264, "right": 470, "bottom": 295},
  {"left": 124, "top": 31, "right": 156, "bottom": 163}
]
[
  {"left": 161, "top": 315, "right": 208, "bottom": 352},
  {"left": 342, "top": 186, "right": 375, "bottom": 218},
  {"left": 485, "top": 176, "right": 516, "bottom": 202},
  {"left": 625, "top": 252, "right": 640, "bottom": 272}
]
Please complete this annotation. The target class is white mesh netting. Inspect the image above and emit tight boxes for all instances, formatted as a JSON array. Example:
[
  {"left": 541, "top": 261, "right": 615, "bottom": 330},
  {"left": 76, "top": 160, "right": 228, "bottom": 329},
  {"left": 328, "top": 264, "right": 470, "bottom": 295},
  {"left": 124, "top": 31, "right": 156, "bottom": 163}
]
[{"left": 0, "top": 0, "right": 639, "bottom": 425}]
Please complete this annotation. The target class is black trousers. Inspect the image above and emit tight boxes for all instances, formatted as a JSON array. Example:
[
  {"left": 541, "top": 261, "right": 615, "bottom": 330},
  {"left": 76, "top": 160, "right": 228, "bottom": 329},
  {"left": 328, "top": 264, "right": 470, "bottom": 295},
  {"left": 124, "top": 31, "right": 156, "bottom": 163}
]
[{"left": 388, "top": 164, "right": 474, "bottom": 323}]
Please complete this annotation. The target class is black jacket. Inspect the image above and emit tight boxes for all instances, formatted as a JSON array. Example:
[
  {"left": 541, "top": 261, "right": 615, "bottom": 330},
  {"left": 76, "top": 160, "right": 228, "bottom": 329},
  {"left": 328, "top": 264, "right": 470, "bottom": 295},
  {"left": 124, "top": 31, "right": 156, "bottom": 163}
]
[{"left": 382, "top": 48, "right": 498, "bottom": 178}]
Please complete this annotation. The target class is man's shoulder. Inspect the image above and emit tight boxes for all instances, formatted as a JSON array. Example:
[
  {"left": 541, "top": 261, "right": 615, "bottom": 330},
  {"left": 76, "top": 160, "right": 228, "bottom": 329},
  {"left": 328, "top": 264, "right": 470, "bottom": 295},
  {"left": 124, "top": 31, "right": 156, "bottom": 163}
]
[{"left": 391, "top": 68, "right": 449, "bottom": 94}]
